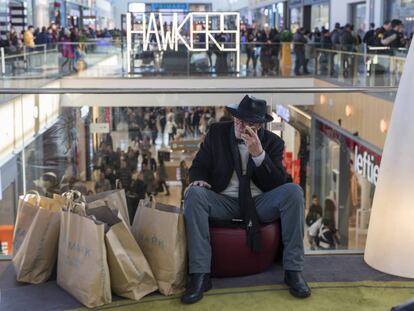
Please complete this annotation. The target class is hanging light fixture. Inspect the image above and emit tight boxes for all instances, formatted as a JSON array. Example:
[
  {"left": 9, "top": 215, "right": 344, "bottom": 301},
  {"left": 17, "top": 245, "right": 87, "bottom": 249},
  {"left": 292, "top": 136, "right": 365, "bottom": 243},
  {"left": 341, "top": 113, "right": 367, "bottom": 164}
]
[
  {"left": 345, "top": 105, "right": 352, "bottom": 117},
  {"left": 380, "top": 119, "right": 388, "bottom": 133},
  {"left": 320, "top": 94, "right": 327, "bottom": 105}
]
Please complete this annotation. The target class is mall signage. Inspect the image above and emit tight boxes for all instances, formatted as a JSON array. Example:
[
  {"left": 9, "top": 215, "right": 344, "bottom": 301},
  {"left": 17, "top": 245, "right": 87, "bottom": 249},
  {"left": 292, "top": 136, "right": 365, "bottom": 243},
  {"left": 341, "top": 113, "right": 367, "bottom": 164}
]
[
  {"left": 126, "top": 12, "right": 240, "bottom": 73},
  {"left": 354, "top": 145, "right": 380, "bottom": 186},
  {"left": 275, "top": 104, "right": 290, "bottom": 122}
]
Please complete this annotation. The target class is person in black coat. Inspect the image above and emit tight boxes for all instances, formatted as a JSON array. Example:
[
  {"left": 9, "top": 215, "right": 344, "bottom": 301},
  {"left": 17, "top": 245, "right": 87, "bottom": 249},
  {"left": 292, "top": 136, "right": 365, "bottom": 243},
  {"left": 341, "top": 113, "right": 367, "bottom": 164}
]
[
  {"left": 293, "top": 27, "right": 307, "bottom": 75},
  {"left": 258, "top": 24, "right": 279, "bottom": 76},
  {"left": 181, "top": 95, "right": 310, "bottom": 304}
]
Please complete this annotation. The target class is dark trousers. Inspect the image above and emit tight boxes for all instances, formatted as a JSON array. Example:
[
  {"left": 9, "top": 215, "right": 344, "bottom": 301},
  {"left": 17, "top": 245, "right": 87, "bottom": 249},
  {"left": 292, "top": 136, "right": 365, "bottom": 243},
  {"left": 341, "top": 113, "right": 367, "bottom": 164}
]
[
  {"left": 246, "top": 48, "right": 257, "bottom": 70},
  {"left": 295, "top": 51, "right": 305, "bottom": 74},
  {"left": 158, "top": 180, "right": 169, "bottom": 194}
]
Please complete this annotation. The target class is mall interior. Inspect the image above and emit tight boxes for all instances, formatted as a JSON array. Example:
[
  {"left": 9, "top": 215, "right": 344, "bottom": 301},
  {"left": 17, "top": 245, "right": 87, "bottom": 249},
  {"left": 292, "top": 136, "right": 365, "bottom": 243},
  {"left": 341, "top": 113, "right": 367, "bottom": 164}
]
[{"left": 0, "top": 0, "right": 413, "bottom": 310}]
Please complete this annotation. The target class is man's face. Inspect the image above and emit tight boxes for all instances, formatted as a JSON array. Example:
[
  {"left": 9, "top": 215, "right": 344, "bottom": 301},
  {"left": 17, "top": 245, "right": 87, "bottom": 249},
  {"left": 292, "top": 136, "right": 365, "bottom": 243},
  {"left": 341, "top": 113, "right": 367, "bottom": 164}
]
[
  {"left": 234, "top": 117, "right": 261, "bottom": 139},
  {"left": 384, "top": 23, "right": 391, "bottom": 31},
  {"left": 312, "top": 197, "right": 318, "bottom": 205}
]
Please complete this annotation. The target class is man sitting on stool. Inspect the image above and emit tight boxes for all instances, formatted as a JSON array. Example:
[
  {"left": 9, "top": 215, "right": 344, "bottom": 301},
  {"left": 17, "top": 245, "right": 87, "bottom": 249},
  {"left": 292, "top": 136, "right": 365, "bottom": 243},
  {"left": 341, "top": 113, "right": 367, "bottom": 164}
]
[{"left": 181, "top": 95, "right": 311, "bottom": 304}]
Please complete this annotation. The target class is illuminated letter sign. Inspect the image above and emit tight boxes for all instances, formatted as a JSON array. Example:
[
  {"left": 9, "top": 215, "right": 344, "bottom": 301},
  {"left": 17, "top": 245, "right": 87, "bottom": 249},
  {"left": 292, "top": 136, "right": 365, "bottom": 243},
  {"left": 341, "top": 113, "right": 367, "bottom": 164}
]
[
  {"left": 354, "top": 145, "right": 380, "bottom": 186},
  {"left": 126, "top": 12, "right": 240, "bottom": 73}
]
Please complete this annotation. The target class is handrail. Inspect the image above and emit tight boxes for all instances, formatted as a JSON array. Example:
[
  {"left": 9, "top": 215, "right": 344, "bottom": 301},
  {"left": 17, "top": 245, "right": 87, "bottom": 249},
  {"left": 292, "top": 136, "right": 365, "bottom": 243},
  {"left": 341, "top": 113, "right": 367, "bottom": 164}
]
[
  {"left": 0, "top": 86, "right": 398, "bottom": 95},
  {"left": 315, "top": 47, "right": 407, "bottom": 62},
  {"left": 4, "top": 47, "right": 58, "bottom": 60}
]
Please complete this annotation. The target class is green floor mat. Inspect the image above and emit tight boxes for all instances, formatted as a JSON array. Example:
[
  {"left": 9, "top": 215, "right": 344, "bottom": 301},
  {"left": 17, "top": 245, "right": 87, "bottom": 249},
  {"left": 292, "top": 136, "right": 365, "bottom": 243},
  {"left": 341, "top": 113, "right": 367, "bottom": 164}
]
[{"left": 70, "top": 281, "right": 414, "bottom": 311}]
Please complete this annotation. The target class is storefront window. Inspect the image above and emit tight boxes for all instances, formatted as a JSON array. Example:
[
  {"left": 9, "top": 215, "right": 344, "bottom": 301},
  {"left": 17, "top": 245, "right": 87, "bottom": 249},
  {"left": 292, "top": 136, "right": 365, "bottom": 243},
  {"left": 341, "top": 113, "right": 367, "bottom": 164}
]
[
  {"left": 290, "top": 7, "right": 302, "bottom": 32},
  {"left": 273, "top": 2, "right": 285, "bottom": 30},
  {"left": 311, "top": 4, "right": 329, "bottom": 31},
  {"left": 386, "top": 0, "right": 399, "bottom": 21},
  {"left": 26, "top": 0, "right": 34, "bottom": 26},
  {"left": 351, "top": 2, "right": 366, "bottom": 31},
  {"left": 311, "top": 118, "right": 381, "bottom": 251}
]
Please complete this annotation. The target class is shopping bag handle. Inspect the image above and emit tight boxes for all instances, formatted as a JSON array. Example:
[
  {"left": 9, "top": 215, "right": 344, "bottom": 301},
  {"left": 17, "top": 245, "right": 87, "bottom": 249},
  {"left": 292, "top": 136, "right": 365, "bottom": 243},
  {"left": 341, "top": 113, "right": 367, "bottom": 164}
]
[
  {"left": 62, "top": 190, "right": 85, "bottom": 203},
  {"left": 62, "top": 190, "right": 87, "bottom": 215},
  {"left": 22, "top": 190, "right": 41, "bottom": 207}
]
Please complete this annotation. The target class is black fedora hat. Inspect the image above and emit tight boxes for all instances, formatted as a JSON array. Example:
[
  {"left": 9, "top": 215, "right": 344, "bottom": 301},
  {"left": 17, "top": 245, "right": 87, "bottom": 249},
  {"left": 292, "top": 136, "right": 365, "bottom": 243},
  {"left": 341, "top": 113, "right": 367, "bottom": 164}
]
[{"left": 226, "top": 95, "right": 273, "bottom": 124}]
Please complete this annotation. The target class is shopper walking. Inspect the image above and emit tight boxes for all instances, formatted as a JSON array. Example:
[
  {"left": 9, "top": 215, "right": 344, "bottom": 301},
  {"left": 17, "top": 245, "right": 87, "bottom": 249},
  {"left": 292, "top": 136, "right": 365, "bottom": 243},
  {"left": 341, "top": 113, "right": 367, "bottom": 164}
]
[
  {"left": 156, "top": 159, "right": 170, "bottom": 195},
  {"left": 293, "top": 27, "right": 307, "bottom": 75}
]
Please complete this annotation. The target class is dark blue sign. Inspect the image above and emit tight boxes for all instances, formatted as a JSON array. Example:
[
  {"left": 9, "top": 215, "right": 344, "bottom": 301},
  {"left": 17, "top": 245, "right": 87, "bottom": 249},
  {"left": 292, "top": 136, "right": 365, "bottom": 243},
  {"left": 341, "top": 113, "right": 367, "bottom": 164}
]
[
  {"left": 289, "top": 0, "right": 303, "bottom": 7},
  {"left": 150, "top": 3, "right": 189, "bottom": 11},
  {"left": 303, "top": 0, "right": 329, "bottom": 5}
]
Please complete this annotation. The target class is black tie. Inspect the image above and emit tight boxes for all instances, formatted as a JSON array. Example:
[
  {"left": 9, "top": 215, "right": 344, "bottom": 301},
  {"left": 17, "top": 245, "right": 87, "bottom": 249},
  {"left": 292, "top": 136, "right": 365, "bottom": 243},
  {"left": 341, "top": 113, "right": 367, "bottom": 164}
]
[
  {"left": 236, "top": 138, "right": 245, "bottom": 144},
  {"left": 230, "top": 131, "right": 262, "bottom": 253}
]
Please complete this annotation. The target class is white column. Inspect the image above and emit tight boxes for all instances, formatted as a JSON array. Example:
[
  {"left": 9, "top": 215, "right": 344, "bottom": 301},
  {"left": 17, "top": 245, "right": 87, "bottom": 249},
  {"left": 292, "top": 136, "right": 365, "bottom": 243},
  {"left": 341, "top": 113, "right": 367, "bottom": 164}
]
[
  {"left": 364, "top": 41, "right": 414, "bottom": 278},
  {"left": 126, "top": 13, "right": 131, "bottom": 74},
  {"left": 1, "top": 47, "right": 5, "bottom": 75}
]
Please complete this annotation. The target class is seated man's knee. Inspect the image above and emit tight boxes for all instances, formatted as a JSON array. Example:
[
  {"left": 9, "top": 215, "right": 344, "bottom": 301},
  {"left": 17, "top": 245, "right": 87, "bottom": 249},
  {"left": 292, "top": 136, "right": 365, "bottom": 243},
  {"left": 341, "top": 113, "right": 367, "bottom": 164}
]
[
  {"left": 183, "top": 186, "right": 209, "bottom": 216},
  {"left": 282, "top": 183, "right": 304, "bottom": 205},
  {"left": 185, "top": 186, "right": 209, "bottom": 201}
]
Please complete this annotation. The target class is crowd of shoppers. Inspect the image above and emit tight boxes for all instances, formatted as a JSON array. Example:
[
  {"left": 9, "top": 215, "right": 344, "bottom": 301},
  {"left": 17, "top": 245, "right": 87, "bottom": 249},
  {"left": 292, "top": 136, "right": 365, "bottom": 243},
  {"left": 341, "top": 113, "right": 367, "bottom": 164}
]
[
  {"left": 0, "top": 23, "right": 122, "bottom": 73},
  {"left": 240, "top": 18, "right": 411, "bottom": 76},
  {"left": 89, "top": 106, "right": 223, "bottom": 209}
]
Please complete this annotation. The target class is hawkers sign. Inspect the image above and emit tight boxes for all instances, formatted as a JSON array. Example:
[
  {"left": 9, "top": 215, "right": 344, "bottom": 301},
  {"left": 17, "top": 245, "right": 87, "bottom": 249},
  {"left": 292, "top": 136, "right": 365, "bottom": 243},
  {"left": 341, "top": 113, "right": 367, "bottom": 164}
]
[{"left": 126, "top": 12, "right": 240, "bottom": 72}]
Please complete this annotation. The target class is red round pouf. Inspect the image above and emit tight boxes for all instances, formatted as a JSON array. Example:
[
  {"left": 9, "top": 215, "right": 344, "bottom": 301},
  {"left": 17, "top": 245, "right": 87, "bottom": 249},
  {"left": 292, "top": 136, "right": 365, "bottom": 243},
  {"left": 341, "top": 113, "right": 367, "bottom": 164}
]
[{"left": 210, "top": 222, "right": 281, "bottom": 277}]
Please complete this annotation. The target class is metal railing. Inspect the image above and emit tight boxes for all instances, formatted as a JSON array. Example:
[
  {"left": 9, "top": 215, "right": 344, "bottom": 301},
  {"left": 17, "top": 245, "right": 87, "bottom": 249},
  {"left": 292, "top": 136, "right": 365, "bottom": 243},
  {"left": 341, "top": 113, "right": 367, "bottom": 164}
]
[
  {"left": 1, "top": 40, "right": 408, "bottom": 84},
  {"left": 0, "top": 86, "right": 399, "bottom": 94}
]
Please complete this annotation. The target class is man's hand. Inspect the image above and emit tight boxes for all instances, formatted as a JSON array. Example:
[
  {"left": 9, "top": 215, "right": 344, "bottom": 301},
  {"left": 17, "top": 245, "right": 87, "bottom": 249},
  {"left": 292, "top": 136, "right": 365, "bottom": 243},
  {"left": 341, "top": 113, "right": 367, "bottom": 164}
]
[
  {"left": 184, "top": 180, "right": 212, "bottom": 196},
  {"left": 241, "top": 126, "right": 263, "bottom": 157}
]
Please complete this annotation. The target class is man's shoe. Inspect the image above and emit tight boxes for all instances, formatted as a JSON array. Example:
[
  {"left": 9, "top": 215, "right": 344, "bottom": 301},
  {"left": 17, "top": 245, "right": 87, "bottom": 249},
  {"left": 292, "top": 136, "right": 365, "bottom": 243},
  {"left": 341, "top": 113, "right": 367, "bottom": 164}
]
[
  {"left": 181, "top": 273, "right": 212, "bottom": 304},
  {"left": 284, "top": 271, "right": 311, "bottom": 298}
]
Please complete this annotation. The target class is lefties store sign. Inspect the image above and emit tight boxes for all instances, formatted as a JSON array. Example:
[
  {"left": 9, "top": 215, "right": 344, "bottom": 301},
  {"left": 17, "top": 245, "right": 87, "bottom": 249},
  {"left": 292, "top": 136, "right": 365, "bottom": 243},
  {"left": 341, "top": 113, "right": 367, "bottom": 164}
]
[{"left": 354, "top": 145, "right": 380, "bottom": 186}]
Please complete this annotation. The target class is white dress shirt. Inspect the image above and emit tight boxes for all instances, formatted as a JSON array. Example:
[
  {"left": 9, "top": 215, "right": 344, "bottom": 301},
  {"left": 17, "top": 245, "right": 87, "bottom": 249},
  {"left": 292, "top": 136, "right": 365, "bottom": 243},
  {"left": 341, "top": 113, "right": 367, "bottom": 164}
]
[{"left": 221, "top": 143, "right": 265, "bottom": 198}]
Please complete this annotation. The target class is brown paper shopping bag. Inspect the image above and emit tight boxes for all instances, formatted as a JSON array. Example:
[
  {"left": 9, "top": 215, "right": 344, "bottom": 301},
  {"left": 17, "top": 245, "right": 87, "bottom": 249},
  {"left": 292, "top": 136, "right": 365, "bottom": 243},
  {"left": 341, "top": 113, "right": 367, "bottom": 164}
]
[
  {"left": 57, "top": 201, "right": 111, "bottom": 308},
  {"left": 12, "top": 192, "right": 50, "bottom": 256},
  {"left": 131, "top": 197, "right": 187, "bottom": 296},
  {"left": 87, "top": 205, "right": 158, "bottom": 300},
  {"left": 85, "top": 189, "right": 130, "bottom": 226},
  {"left": 12, "top": 194, "right": 65, "bottom": 284}
]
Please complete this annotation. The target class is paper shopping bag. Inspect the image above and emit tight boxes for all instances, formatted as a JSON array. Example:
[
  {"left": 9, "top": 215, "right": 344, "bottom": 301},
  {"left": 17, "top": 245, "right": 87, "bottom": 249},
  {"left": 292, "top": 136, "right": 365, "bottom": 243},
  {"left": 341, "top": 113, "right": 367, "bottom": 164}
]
[
  {"left": 131, "top": 198, "right": 187, "bottom": 296},
  {"left": 12, "top": 194, "right": 65, "bottom": 283},
  {"left": 87, "top": 205, "right": 158, "bottom": 300},
  {"left": 85, "top": 189, "right": 130, "bottom": 226},
  {"left": 57, "top": 202, "right": 111, "bottom": 308},
  {"left": 12, "top": 193, "right": 40, "bottom": 256}
]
